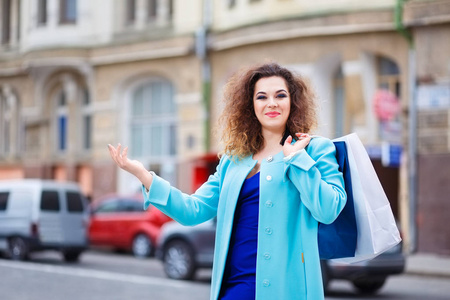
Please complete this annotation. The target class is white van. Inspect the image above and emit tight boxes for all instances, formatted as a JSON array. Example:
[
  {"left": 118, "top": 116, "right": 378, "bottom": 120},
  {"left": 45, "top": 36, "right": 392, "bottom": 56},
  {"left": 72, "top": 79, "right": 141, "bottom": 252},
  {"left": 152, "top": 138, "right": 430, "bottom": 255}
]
[{"left": 0, "top": 179, "right": 89, "bottom": 262}]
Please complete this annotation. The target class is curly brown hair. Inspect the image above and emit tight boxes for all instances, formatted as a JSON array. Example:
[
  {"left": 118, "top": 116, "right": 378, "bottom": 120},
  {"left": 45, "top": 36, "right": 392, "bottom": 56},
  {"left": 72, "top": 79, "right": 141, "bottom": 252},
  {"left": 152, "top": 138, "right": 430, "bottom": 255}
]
[{"left": 219, "top": 62, "right": 317, "bottom": 159}]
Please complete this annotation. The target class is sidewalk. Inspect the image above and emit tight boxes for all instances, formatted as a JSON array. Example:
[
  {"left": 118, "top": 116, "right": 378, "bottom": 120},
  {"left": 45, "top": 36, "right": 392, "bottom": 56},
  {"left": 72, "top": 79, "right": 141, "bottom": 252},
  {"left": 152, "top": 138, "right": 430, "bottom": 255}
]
[{"left": 406, "top": 253, "right": 450, "bottom": 278}]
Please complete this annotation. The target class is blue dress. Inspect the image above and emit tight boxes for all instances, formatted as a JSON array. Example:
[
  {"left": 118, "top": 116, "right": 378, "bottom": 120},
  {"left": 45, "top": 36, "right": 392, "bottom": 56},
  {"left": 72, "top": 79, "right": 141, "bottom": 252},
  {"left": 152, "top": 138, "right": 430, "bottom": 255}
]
[{"left": 219, "top": 172, "right": 260, "bottom": 300}]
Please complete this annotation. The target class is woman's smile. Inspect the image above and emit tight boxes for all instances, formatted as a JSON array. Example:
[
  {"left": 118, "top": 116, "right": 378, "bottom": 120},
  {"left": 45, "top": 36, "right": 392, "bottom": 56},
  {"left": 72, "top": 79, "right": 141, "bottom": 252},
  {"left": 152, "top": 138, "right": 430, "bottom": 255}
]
[{"left": 265, "top": 111, "right": 281, "bottom": 118}]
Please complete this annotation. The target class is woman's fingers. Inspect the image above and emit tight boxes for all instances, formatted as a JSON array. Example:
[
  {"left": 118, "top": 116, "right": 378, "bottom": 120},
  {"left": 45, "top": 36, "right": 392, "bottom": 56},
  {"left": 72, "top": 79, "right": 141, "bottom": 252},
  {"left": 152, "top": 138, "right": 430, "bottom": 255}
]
[
  {"left": 117, "top": 144, "right": 122, "bottom": 157},
  {"left": 284, "top": 135, "right": 293, "bottom": 145},
  {"left": 108, "top": 143, "right": 129, "bottom": 168},
  {"left": 118, "top": 147, "right": 128, "bottom": 167},
  {"left": 108, "top": 144, "right": 119, "bottom": 164},
  {"left": 290, "top": 133, "right": 311, "bottom": 151},
  {"left": 295, "top": 132, "right": 310, "bottom": 140}
]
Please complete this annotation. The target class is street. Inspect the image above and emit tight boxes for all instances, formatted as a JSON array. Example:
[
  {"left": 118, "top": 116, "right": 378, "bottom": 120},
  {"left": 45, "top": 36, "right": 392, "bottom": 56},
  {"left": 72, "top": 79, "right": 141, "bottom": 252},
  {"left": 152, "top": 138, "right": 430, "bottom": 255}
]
[{"left": 1, "top": 250, "right": 449, "bottom": 300}]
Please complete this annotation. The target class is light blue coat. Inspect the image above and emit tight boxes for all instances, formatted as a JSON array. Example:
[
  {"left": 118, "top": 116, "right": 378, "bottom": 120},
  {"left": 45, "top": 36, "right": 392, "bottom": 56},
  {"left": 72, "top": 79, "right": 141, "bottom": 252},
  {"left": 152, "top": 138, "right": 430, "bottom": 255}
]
[{"left": 143, "top": 137, "right": 347, "bottom": 300}]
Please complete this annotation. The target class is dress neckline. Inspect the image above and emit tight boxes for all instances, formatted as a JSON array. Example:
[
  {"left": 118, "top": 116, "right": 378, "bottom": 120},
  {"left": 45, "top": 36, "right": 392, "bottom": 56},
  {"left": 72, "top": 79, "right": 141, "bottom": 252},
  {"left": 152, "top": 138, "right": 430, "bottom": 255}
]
[{"left": 245, "top": 171, "right": 260, "bottom": 181}]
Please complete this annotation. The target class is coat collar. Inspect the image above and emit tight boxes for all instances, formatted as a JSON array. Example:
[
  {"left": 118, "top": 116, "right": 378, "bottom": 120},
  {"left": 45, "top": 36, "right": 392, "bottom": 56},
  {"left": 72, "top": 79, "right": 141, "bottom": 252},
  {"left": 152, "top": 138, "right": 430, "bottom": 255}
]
[{"left": 240, "top": 150, "right": 285, "bottom": 166}]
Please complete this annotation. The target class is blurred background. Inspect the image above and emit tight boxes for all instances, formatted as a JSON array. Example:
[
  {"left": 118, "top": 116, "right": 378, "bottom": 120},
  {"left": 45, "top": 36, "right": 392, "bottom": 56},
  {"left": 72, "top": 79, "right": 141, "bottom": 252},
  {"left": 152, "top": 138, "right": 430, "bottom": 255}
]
[{"left": 0, "top": 0, "right": 450, "bottom": 290}]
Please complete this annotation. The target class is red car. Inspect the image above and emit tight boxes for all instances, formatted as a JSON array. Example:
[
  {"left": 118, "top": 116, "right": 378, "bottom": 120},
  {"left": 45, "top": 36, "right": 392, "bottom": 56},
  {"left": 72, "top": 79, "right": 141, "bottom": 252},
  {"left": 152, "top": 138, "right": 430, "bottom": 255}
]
[{"left": 88, "top": 194, "right": 171, "bottom": 258}]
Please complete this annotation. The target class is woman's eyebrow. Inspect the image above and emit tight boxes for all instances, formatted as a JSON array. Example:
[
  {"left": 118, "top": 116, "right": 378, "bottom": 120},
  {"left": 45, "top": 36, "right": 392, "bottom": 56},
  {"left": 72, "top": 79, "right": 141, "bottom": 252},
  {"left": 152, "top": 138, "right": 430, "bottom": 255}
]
[{"left": 255, "top": 89, "right": 288, "bottom": 96}]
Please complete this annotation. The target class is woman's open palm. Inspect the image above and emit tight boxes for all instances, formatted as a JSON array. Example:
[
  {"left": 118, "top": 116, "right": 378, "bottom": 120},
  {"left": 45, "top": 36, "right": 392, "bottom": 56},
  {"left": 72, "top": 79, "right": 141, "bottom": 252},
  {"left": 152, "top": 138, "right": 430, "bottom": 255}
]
[{"left": 108, "top": 144, "right": 145, "bottom": 177}]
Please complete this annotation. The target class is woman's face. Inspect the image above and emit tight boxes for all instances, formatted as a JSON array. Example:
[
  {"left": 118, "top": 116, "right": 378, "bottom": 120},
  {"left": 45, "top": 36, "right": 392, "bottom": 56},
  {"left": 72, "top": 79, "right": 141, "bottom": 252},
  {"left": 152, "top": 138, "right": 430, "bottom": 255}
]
[{"left": 253, "top": 76, "right": 291, "bottom": 135}]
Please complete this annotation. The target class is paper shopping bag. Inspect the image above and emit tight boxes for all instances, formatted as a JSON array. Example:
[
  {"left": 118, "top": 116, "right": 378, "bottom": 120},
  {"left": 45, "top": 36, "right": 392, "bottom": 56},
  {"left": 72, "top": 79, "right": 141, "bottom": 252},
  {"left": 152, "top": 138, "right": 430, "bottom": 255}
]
[{"left": 332, "top": 133, "right": 402, "bottom": 263}]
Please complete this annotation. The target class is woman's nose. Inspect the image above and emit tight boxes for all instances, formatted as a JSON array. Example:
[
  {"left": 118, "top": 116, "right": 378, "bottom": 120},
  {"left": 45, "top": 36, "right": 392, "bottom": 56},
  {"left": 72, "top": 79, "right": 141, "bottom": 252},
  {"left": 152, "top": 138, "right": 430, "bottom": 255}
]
[{"left": 267, "top": 97, "right": 278, "bottom": 108}]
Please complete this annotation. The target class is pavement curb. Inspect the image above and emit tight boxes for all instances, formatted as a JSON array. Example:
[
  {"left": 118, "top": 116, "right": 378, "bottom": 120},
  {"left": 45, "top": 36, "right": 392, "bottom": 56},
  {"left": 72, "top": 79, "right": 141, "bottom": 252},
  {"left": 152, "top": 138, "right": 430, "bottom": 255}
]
[
  {"left": 406, "top": 269, "right": 450, "bottom": 278},
  {"left": 405, "top": 253, "right": 450, "bottom": 279}
]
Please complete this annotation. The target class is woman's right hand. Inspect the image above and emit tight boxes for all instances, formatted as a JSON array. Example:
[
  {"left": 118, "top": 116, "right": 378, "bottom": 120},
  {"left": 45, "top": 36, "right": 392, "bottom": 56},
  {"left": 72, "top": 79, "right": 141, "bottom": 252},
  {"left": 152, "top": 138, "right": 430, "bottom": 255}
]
[
  {"left": 108, "top": 144, "right": 146, "bottom": 177},
  {"left": 108, "top": 144, "right": 154, "bottom": 191}
]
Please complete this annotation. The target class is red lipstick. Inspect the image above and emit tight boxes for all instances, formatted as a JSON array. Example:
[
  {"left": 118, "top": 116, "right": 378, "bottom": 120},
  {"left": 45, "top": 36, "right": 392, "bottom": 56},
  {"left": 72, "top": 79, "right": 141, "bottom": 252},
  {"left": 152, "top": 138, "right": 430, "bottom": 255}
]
[{"left": 265, "top": 112, "right": 280, "bottom": 118}]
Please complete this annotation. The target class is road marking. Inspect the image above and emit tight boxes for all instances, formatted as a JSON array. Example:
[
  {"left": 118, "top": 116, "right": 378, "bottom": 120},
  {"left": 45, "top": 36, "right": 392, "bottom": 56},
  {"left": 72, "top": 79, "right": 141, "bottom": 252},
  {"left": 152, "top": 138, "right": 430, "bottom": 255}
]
[{"left": 0, "top": 260, "right": 193, "bottom": 288}]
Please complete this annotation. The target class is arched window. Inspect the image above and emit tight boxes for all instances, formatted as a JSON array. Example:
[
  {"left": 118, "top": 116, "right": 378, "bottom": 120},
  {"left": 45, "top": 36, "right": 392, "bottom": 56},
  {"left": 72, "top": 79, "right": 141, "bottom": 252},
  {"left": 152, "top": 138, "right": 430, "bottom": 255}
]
[
  {"left": 125, "top": 0, "right": 173, "bottom": 27},
  {"left": 59, "top": 0, "right": 77, "bottom": 24},
  {"left": 0, "top": 88, "right": 19, "bottom": 157},
  {"left": 130, "top": 79, "right": 177, "bottom": 185},
  {"left": 81, "top": 88, "right": 92, "bottom": 151},
  {"left": 125, "top": 0, "right": 136, "bottom": 25},
  {"left": 375, "top": 56, "right": 401, "bottom": 133},
  {"left": 148, "top": 0, "right": 157, "bottom": 20},
  {"left": 332, "top": 66, "right": 345, "bottom": 138},
  {"left": 378, "top": 56, "right": 400, "bottom": 97},
  {"left": 37, "top": 0, "right": 48, "bottom": 26},
  {"left": 56, "top": 90, "right": 68, "bottom": 152},
  {"left": 0, "top": 94, "right": 8, "bottom": 155}
]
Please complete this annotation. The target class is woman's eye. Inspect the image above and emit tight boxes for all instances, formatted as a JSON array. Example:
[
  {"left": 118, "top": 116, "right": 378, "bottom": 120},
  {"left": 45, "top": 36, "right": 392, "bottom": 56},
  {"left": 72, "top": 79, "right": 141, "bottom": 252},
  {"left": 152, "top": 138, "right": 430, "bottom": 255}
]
[
  {"left": 277, "top": 94, "right": 287, "bottom": 98},
  {"left": 256, "top": 95, "right": 266, "bottom": 100}
]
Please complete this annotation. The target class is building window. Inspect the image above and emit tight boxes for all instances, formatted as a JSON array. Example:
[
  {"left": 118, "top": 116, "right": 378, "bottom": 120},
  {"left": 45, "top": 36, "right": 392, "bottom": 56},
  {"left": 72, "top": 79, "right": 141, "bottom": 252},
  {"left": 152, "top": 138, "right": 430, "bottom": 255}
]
[
  {"left": 0, "top": 88, "right": 18, "bottom": 156},
  {"left": 1, "top": 0, "right": 11, "bottom": 44},
  {"left": 228, "top": 0, "right": 236, "bottom": 9},
  {"left": 130, "top": 79, "right": 177, "bottom": 185},
  {"left": 332, "top": 67, "right": 345, "bottom": 138},
  {"left": 37, "top": 0, "right": 48, "bottom": 25},
  {"left": 81, "top": 88, "right": 91, "bottom": 150},
  {"left": 0, "top": 117, "right": 6, "bottom": 153},
  {"left": 377, "top": 56, "right": 401, "bottom": 97},
  {"left": 1, "top": 97, "right": 8, "bottom": 154},
  {"left": 168, "top": 0, "right": 173, "bottom": 19},
  {"left": 126, "top": 0, "right": 136, "bottom": 24},
  {"left": 3, "top": 121, "right": 10, "bottom": 153},
  {"left": 60, "top": 0, "right": 77, "bottom": 24},
  {"left": 148, "top": 0, "right": 157, "bottom": 19},
  {"left": 375, "top": 56, "right": 401, "bottom": 143},
  {"left": 56, "top": 90, "right": 68, "bottom": 152}
]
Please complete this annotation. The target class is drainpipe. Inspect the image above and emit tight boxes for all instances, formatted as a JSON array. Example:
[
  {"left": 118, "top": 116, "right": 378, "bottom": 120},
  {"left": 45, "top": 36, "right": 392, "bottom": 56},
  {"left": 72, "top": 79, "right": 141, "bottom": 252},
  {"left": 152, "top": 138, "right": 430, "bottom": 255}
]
[
  {"left": 196, "top": 0, "right": 212, "bottom": 152},
  {"left": 395, "top": 0, "right": 417, "bottom": 253}
]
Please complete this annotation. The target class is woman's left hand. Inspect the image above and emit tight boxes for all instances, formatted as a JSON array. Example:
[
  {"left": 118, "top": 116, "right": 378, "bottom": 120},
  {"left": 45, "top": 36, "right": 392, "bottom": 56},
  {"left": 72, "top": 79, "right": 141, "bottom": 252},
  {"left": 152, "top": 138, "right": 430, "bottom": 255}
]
[{"left": 283, "top": 133, "right": 311, "bottom": 157}]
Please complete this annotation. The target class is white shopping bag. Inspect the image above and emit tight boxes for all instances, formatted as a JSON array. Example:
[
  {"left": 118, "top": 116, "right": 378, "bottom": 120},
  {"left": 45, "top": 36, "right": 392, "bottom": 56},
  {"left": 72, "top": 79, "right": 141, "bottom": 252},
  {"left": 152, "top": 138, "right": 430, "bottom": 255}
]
[{"left": 332, "top": 133, "right": 402, "bottom": 263}]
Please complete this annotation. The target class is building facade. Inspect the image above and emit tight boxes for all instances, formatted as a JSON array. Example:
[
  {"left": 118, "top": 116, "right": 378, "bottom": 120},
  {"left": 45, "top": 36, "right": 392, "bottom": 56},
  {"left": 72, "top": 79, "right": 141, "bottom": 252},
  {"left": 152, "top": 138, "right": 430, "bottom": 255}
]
[{"left": 1, "top": 0, "right": 449, "bottom": 255}]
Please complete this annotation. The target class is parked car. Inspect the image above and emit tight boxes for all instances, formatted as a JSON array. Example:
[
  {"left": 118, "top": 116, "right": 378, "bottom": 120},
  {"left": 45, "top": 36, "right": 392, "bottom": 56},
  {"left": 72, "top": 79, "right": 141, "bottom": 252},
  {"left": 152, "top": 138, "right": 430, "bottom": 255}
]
[
  {"left": 88, "top": 194, "right": 171, "bottom": 258},
  {"left": 156, "top": 219, "right": 405, "bottom": 295},
  {"left": 0, "top": 179, "right": 89, "bottom": 262},
  {"left": 156, "top": 219, "right": 216, "bottom": 280},
  {"left": 320, "top": 242, "right": 405, "bottom": 294}
]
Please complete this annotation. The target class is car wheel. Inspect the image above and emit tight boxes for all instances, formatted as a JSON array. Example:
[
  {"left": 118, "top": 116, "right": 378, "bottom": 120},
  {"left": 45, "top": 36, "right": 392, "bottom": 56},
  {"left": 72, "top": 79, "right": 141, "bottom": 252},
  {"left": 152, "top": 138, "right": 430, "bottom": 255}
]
[
  {"left": 352, "top": 277, "right": 386, "bottom": 294},
  {"left": 163, "top": 240, "right": 196, "bottom": 280},
  {"left": 8, "top": 237, "right": 29, "bottom": 261},
  {"left": 63, "top": 250, "right": 82, "bottom": 263},
  {"left": 132, "top": 234, "right": 153, "bottom": 258}
]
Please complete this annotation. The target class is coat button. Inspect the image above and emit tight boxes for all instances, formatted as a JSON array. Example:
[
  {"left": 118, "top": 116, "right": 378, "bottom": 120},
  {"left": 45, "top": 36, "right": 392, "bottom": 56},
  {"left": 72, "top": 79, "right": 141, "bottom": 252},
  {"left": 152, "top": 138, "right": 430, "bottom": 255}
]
[
  {"left": 266, "top": 175, "right": 272, "bottom": 181},
  {"left": 264, "top": 252, "right": 271, "bottom": 260},
  {"left": 263, "top": 279, "right": 270, "bottom": 287},
  {"left": 265, "top": 227, "right": 273, "bottom": 235},
  {"left": 265, "top": 201, "right": 273, "bottom": 208},
  {"left": 267, "top": 156, "right": 273, "bottom": 162}
]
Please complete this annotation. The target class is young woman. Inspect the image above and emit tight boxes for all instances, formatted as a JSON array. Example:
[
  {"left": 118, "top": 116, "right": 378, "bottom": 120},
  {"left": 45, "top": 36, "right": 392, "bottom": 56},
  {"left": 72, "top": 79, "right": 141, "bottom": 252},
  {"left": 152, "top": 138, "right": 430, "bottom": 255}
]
[{"left": 108, "top": 63, "right": 347, "bottom": 300}]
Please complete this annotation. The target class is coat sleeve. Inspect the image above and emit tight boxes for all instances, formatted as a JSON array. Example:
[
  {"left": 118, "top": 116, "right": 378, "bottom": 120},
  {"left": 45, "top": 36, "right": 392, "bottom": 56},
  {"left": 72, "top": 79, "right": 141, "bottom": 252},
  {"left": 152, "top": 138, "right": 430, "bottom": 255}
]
[
  {"left": 141, "top": 158, "right": 223, "bottom": 226},
  {"left": 283, "top": 137, "right": 347, "bottom": 224}
]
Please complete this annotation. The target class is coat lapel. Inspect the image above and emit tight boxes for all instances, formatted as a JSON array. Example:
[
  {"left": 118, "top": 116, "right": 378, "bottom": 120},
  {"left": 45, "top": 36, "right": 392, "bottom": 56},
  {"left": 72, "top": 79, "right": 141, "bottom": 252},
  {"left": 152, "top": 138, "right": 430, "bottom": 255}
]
[
  {"left": 212, "top": 155, "right": 257, "bottom": 300},
  {"left": 220, "top": 155, "right": 256, "bottom": 220}
]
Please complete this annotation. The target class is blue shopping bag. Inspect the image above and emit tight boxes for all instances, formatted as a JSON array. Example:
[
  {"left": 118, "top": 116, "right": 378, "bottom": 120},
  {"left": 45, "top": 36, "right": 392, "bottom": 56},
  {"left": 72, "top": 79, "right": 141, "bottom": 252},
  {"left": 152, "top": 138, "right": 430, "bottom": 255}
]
[{"left": 318, "top": 141, "right": 357, "bottom": 259}]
